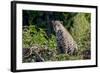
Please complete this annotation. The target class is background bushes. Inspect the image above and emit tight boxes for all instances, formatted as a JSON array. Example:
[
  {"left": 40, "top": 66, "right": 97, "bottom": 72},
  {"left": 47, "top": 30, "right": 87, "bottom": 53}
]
[{"left": 22, "top": 10, "right": 91, "bottom": 63}]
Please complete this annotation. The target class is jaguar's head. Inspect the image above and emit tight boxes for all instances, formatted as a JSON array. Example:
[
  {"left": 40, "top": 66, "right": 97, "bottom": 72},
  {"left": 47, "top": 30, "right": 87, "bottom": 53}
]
[{"left": 51, "top": 20, "right": 63, "bottom": 32}]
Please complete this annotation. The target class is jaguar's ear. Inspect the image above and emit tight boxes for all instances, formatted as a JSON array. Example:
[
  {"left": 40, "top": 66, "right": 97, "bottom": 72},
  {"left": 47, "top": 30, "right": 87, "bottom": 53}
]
[
  {"left": 51, "top": 20, "right": 56, "bottom": 25},
  {"left": 51, "top": 20, "right": 54, "bottom": 23},
  {"left": 51, "top": 20, "right": 56, "bottom": 30}
]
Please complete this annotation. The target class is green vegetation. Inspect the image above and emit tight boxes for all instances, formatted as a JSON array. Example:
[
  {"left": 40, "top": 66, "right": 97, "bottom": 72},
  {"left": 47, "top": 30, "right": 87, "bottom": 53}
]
[
  {"left": 22, "top": 10, "right": 91, "bottom": 63},
  {"left": 71, "top": 13, "right": 91, "bottom": 55}
]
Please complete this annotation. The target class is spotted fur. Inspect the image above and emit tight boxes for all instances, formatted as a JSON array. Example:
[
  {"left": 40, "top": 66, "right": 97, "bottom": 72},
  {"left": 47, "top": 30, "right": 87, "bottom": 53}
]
[{"left": 52, "top": 20, "right": 77, "bottom": 55}]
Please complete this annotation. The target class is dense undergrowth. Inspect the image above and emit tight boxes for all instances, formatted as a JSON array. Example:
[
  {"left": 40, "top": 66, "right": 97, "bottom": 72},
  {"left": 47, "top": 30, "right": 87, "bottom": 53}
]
[{"left": 22, "top": 11, "right": 91, "bottom": 63}]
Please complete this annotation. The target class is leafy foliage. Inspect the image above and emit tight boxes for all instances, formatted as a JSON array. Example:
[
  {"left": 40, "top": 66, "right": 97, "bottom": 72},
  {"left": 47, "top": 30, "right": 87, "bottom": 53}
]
[
  {"left": 22, "top": 10, "right": 91, "bottom": 63},
  {"left": 71, "top": 13, "right": 91, "bottom": 54}
]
